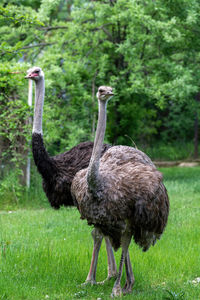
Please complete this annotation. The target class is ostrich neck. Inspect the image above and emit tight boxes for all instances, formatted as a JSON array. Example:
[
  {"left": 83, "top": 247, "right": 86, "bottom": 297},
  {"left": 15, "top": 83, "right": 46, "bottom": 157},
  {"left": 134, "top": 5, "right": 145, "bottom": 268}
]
[
  {"left": 31, "top": 76, "right": 56, "bottom": 178},
  {"left": 33, "top": 77, "right": 45, "bottom": 134},
  {"left": 87, "top": 100, "right": 107, "bottom": 193}
]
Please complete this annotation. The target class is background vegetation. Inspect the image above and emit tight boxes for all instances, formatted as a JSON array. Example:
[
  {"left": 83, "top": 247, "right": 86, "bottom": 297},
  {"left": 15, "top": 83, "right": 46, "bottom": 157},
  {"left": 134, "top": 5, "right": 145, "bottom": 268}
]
[{"left": 1, "top": 0, "right": 200, "bottom": 200}]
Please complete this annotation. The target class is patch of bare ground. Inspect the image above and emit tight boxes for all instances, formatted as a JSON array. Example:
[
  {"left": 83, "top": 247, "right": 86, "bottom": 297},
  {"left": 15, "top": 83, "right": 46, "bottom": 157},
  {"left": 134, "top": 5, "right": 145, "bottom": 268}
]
[{"left": 154, "top": 160, "right": 200, "bottom": 167}]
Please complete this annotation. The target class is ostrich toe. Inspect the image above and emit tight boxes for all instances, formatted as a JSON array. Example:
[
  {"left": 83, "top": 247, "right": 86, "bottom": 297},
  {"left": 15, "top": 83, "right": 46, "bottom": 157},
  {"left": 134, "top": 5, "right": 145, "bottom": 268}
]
[
  {"left": 82, "top": 279, "right": 96, "bottom": 286},
  {"left": 97, "top": 273, "right": 118, "bottom": 285},
  {"left": 122, "top": 279, "right": 134, "bottom": 294},
  {"left": 111, "top": 285, "right": 122, "bottom": 298}
]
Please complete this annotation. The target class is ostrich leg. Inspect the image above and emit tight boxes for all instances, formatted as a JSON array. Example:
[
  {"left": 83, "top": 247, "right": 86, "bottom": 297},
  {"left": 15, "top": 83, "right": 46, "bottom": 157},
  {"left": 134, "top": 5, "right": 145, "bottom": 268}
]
[
  {"left": 85, "top": 229, "right": 117, "bottom": 284},
  {"left": 85, "top": 228, "right": 103, "bottom": 284},
  {"left": 105, "top": 237, "right": 117, "bottom": 279},
  {"left": 98, "top": 237, "right": 118, "bottom": 285},
  {"left": 122, "top": 251, "right": 135, "bottom": 294},
  {"left": 111, "top": 234, "right": 131, "bottom": 298}
]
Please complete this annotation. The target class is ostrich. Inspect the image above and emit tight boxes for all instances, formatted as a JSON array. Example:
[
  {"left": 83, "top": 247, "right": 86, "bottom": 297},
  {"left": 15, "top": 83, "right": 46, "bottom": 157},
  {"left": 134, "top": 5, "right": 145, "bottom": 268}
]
[
  {"left": 71, "top": 86, "right": 169, "bottom": 297},
  {"left": 25, "top": 67, "right": 117, "bottom": 283}
]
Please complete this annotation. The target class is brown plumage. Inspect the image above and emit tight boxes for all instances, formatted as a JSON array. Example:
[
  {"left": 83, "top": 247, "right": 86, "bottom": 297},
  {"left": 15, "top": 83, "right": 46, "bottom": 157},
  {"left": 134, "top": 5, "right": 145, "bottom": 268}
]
[{"left": 71, "top": 86, "right": 169, "bottom": 297}]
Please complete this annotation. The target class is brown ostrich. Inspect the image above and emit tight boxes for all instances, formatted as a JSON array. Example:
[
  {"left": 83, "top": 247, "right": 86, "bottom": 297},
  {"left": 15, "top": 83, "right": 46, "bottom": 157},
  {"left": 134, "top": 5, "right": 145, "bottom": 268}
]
[
  {"left": 25, "top": 67, "right": 117, "bottom": 284},
  {"left": 71, "top": 86, "right": 169, "bottom": 297}
]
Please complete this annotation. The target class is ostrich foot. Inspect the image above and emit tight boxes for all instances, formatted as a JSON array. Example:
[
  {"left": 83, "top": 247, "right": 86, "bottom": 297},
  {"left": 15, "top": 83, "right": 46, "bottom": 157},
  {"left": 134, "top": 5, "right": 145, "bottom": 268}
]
[
  {"left": 98, "top": 276, "right": 117, "bottom": 285},
  {"left": 82, "top": 279, "right": 96, "bottom": 286},
  {"left": 97, "top": 272, "right": 118, "bottom": 285},
  {"left": 122, "top": 280, "right": 134, "bottom": 295},
  {"left": 107, "top": 269, "right": 118, "bottom": 280},
  {"left": 111, "top": 285, "right": 122, "bottom": 298}
]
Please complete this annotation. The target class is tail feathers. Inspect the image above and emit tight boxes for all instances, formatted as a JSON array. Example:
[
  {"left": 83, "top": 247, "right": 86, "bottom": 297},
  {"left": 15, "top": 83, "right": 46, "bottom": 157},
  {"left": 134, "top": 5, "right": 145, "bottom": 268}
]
[
  {"left": 132, "top": 198, "right": 164, "bottom": 251},
  {"left": 133, "top": 228, "right": 161, "bottom": 251}
]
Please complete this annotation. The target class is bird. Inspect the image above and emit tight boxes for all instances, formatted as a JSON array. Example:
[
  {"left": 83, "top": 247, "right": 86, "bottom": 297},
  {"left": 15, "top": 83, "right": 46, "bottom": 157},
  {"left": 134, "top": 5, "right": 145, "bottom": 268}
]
[
  {"left": 25, "top": 67, "right": 117, "bottom": 284},
  {"left": 71, "top": 86, "right": 169, "bottom": 297}
]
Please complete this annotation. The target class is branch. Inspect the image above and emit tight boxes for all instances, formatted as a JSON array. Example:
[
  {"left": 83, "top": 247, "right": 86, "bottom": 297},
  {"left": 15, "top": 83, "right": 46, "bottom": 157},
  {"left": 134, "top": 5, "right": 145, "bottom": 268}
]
[
  {"left": 140, "top": 27, "right": 150, "bottom": 60},
  {"left": 91, "top": 23, "right": 113, "bottom": 40},
  {"left": 9, "top": 72, "right": 23, "bottom": 74},
  {"left": 0, "top": 42, "right": 55, "bottom": 56},
  {"left": 101, "top": 26, "right": 113, "bottom": 40},
  {"left": 19, "top": 42, "right": 56, "bottom": 50},
  {"left": 38, "top": 25, "right": 70, "bottom": 31}
]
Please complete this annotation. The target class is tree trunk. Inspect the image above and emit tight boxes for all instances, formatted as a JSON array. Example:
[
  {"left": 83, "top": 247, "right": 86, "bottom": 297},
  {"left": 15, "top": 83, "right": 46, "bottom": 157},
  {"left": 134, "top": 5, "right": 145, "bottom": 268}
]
[
  {"left": 194, "top": 112, "right": 198, "bottom": 159},
  {"left": 194, "top": 93, "right": 200, "bottom": 159}
]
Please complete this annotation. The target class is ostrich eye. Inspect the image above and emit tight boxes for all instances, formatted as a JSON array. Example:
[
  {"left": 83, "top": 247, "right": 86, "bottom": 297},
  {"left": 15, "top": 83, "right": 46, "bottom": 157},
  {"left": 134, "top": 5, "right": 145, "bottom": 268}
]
[
  {"left": 35, "top": 70, "right": 39, "bottom": 73},
  {"left": 99, "top": 89, "right": 104, "bottom": 93}
]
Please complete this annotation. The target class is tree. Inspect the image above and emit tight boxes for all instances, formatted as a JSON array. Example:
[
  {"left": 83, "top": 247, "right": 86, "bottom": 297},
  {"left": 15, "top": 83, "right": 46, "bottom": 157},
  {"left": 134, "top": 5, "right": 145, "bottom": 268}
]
[
  {"left": 0, "top": 3, "right": 42, "bottom": 184},
  {"left": 50, "top": 0, "right": 200, "bottom": 153},
  {"left": 1, "top": 0, "right": 200, "bottom": 166}
]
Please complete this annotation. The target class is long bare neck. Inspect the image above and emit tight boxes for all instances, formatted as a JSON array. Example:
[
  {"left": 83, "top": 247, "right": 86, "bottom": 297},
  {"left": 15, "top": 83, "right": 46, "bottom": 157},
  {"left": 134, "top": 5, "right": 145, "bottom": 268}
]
[
  {"left": 33, "top": 77, "right": 45, "bottom": 134},
  {"left": 31, "top": 76, "right": 56, "bottom": 178},
  {"left": 87, "top": 99, "right": 107, "bottom": 192}
]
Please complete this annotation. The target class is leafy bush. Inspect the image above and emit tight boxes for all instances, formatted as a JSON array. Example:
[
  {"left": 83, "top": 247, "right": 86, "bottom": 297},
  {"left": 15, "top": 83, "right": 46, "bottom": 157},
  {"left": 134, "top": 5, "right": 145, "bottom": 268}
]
[
  {"left": 144, "top": 142, "right": 194, "bottom": 161},
  {"left": 0, "top": 168, "right": 24, "bottom": 208}
]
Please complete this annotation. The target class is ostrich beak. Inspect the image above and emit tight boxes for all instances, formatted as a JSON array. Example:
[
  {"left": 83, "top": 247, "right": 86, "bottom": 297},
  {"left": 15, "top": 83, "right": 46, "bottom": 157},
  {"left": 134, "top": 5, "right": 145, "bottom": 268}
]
[
  {"left": 107, "top": 91, "right": 114, "bottom": 97},
  {"left": 25, "top": 73, "right": 39, "bottom": 79}
]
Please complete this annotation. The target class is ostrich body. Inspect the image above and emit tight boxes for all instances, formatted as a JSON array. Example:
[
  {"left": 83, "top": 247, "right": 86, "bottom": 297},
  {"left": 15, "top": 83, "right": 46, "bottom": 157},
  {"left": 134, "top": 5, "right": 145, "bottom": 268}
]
[
  {"left": 71, "top": 86, "right": 169, "bottom": 297},
  {"left": 25, "top": 67, "right": 117, "bottom": 283}
]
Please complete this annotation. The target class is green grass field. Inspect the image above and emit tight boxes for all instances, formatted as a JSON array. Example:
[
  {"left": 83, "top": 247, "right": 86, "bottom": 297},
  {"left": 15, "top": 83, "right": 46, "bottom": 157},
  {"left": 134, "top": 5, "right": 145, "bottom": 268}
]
[{"left": 0, "top": 167, "right": 199, "bottom": 299}]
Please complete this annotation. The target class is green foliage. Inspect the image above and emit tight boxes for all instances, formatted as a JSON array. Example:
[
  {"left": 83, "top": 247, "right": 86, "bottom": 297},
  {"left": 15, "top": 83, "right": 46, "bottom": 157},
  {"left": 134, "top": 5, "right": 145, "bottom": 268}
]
[
  {"left": 0, "top": 168, "right": 24, "bottom": 207},
  {"left": 0, "top": 63, "right": 30, "bottom": 167},
  {"left": 0, "top": 4, "right": 43, "bottom": 60},
  {"left": 144, "top": 142, "right": 194, "bottom": 161},
  {"left": 0, "top": 162, "right": 49, "bottom": 210},
  {"left": 41, "top": 0, "right": 199, "bottom": 147}
]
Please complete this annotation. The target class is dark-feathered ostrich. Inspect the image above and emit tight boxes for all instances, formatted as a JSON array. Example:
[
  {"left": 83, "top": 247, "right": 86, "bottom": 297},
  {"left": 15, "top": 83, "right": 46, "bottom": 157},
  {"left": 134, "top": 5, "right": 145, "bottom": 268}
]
[
  {"left": 71, "top": 86, "right": 169, "bottom": 297},
  {"left": 25, "top": 67, "right": 117, "bottom": 283}
]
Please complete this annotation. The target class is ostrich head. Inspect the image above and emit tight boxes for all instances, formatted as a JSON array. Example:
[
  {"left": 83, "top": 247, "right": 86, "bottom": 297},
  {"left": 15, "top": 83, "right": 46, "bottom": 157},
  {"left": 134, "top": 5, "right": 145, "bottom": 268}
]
[
  {"left": 25, "top": 66, "right": 44, "bottom": 81},
  {"left": 97, "top": 86, "right": 114, "bottom": 102}
]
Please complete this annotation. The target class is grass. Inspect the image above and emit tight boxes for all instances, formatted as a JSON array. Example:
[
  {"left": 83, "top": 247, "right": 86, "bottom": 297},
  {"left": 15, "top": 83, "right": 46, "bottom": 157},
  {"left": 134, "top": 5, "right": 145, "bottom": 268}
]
[{"left": 0, "top": 167, "right": 199, "bottom": 299}]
